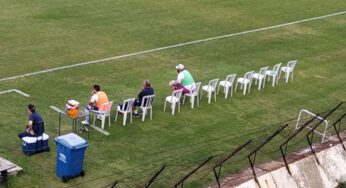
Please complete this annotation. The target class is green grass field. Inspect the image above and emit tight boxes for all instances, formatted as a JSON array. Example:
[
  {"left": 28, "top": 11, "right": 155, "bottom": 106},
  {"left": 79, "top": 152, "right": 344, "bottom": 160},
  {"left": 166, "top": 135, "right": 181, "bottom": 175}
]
[{"left": 0, "top": 0, "right": 346, "bottom": 187}]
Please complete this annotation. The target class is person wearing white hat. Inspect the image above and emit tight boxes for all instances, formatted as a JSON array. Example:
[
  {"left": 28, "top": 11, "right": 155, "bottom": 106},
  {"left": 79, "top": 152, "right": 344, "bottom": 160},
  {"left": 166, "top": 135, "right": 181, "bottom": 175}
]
[{"left": 173, "top": 64, "right": 195, "bottom": 94}]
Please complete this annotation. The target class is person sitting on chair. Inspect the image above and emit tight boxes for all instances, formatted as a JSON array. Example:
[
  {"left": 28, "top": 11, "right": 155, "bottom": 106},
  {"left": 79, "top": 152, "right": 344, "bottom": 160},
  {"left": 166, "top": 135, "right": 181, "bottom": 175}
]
[
  {"left": 82, "top": 84, "right": 109, "bottom": 128},
  {"left": 18, "top": 104, "right": 45, "bottom": 139},
  {"left": 171, "top": 64, "right": 195, "bottom": 94},
  {"left": 133, "top": 80, "right": 154, "bottom": 117}
]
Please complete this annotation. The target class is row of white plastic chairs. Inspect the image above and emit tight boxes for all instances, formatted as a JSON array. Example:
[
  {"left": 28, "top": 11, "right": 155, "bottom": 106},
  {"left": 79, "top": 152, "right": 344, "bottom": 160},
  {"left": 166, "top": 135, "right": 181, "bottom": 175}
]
[
  {"left": 163, "top": 60, "right": 297, "bottom": 115},
  {"left": 90, "top": 94, "right": 155, "bottom": 128},
  {"left": 92, "top": 60, "right": 297, "bottom": 128}
]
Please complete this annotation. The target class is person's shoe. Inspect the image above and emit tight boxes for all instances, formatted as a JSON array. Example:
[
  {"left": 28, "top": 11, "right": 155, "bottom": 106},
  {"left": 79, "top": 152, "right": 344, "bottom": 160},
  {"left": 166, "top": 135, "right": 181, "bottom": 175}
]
[
  {"left": 80, "top": 127, "right": 89, "bottom": 132},
  {"left": 81, "top": 120, "right": 89, "bottom": 125},
  {"left": 133, "top": 113, "right": 140, "bottom": 117}
]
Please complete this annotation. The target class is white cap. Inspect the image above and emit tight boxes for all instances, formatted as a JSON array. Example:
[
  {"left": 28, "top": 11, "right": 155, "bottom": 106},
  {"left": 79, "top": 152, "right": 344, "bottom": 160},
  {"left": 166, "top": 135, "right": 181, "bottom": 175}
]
[{"left": 175, "top": 64, "right": 184, "bottom": 70}]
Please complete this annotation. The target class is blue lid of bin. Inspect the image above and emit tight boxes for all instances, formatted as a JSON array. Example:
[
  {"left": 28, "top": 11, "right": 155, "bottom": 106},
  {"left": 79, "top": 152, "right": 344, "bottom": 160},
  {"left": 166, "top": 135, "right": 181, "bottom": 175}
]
[{"left": 55, "top": 133, "right": 88, "bottom": 149}]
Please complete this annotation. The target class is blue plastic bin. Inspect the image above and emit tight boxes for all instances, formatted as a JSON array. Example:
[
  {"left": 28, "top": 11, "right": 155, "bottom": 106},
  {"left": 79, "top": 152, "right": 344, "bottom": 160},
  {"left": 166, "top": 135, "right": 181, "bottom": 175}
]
[{"left": 55, "top": 133, "right": 88, "bottom": 182}]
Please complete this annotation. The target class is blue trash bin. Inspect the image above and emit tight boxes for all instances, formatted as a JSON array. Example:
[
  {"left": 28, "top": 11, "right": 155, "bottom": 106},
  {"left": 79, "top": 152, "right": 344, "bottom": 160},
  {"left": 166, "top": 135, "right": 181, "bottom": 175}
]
[{"left": 55, "top": 133, "right": 88, "bottom": 182}]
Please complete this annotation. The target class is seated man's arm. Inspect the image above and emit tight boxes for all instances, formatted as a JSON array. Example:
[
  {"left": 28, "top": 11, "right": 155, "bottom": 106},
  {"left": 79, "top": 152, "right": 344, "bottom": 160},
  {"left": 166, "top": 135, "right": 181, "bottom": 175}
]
[
  {"left": 88, "top": 94, "right": 98, "bottom": 106},
  {"left": 27, "top": 120, "right": 34, "bottom": 135},
  {"left": 138, "top": 90, "right": 145, "bottom": 100}
]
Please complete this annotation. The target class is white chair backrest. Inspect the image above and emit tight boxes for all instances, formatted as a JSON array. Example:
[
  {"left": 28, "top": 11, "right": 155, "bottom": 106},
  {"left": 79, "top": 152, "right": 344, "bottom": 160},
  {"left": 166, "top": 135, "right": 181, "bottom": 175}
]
[
  {"left": 172, "top": 89, "right": 183, "bottom": 99},
  {"left": 208, "top": 78, "right": 219, "bottom": 88},
  {"left": 244, "top": 71, "right": 254, "bottom": 80},
  {"left": 259, "top": 66, "right": 269, "bottom": 76},
  {"left": 225, "top": 74, "right": 236, "bottom": 84},
  {"left": 273, "top": 63, "right": 282, "bottom": 74},
  {"left": 141, "top": 95, "right": 155, "bottom": 108},
  {"left": 120, "top": 98, "right": 134, "bottom": 112},
  {"left": 191, "top": 82, "right": 201, "bottom": 95},
  {"left": 100, "top": 101, "right": 113, "bottom": 114},
  {"left": 287, "top": 60, "right": 297, "bottom": 70}
]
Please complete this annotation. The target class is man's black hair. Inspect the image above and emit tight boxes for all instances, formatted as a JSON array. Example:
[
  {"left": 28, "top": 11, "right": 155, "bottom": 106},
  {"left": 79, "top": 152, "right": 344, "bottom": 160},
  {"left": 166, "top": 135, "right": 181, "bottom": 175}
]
[
  {"left": 28, "top": 104, "right": 36, "bottom": 112},
  {"left": 93, "top": 84, "right": 101, "bottom": 91}
]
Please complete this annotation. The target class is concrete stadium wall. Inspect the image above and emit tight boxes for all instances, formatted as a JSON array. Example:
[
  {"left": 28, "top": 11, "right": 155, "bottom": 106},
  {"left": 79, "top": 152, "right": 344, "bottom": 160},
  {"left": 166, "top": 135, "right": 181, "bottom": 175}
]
[{"left": 233, "top": 143, "right": 346, "bottom": 188}]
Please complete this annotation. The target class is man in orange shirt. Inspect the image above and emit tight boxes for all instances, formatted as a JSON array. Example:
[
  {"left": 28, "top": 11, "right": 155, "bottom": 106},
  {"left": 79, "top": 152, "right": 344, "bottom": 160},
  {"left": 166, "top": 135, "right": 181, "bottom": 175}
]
[{"left": 82, "top": 85, "right": 109, "bottom": 129}]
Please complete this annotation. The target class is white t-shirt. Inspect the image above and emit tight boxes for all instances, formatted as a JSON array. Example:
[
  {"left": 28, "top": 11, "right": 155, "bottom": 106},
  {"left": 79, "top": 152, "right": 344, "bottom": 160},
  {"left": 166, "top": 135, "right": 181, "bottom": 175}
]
[
  {"left": 90, "top": 94, "right": 98, "bottom": 103},
  {"left": 177, "top": 71, "right": 184, "bottom": 84}
]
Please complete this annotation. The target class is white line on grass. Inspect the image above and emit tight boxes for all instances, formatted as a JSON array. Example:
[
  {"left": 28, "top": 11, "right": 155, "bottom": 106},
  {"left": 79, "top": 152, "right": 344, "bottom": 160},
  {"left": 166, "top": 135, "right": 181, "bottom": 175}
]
[
  {"left": 1, "top": 10, "right": 345, "bottom": 83},
  {"left": 0, "top": 89, "right": 30, "bottom": 97}
]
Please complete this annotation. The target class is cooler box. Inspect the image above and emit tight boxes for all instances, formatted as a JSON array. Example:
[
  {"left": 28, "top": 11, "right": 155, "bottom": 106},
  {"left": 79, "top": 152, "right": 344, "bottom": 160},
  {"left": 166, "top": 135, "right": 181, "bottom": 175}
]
[
  {"left": 55, "top": 133, "right": 88, "bottom": 182},
  {"left": 22, "top": 133, "right": 50, "bottom": 155}
]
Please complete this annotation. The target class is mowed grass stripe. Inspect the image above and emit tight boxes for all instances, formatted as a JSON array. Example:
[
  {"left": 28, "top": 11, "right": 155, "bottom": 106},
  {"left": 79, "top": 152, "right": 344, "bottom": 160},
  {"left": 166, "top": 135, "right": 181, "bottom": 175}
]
[{"left": 0, "top": 10, "right": 345, "bottom": 83}]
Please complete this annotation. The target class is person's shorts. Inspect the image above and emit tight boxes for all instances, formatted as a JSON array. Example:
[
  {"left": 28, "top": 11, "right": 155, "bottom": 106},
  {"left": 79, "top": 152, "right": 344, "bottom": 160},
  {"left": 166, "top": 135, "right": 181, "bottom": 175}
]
[
  {"left": 134, "top": 99, "right": 141, "bottom": 106},
  {"left": 85, "top": 105, "right": 98, "bottom": 111}
]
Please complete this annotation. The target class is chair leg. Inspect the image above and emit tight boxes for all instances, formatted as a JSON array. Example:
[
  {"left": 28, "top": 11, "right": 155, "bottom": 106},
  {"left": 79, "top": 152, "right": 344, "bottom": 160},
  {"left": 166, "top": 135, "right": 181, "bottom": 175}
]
[
  {"left": 279, "top": 70, "right": 282, "bottom": 79},
  {"left": 163, "top": 101, "right": 167, "bottom": 112},
  {"left": 130, "top": 112, "right": 133, "bottom": 124},
  {"left": 183, "top": 95, "right": 186, "bottom": 105},
  {"left": 243, "top": 83, "right": 247, "bottom": 95},
  {"left": 101, "top": 116, "right": 105, "bottom": 130},
  {"left": 196, "top": 96, "right": 200, "bottom": 107},
  {"left": 217, "top": 84, "right": 221, "bottom": 95},
  {"left": 93, "top": 113, "right": 96, "bottom": 126},
  {"left": 230, "top": 86, "right": 233, "bottom": 97},
  {"left": 225, "top": 87, "right": 229, "bottom": 99},
  {"left": 258, "top": 79, "right": 261, "bottom": 90},
  {"left": 191, "top": 96, "right": 194, "bottom": 109},
  {"left": 142, "top": 109, "right": 146, "bottom": 122},
  {"left": 208, "top": 92, "right": 211, "bottom": 104},
  {"left": 235, "top": 82, "right": 238, "bottom": 92},
  {"left": 263, "top": 79, "right": 266, "bottom": 88},
  {"left": 108, "top": 114, "right": 111, "bottom": 127},
  {"left": 115, "top": 111, "right": 119, "bottom": 123},
  {"left": 200, "top": 90, "right": 203, "bottom": 99},
  {"left": 123, "top": 113, "right": 127, "bottom": 126},
  {"left": 214, "top": 91, "right": 216, "bottom": 102},
  {"left": 172, "top": 103, "right": 175, "bottom": 115},
  {"left": 150, "top": 108, "right": 153, "bottom": 120},
  {"left": 291, "top": 72, "right": 294, "bottom": 82},
  {"left": 272, "top": 76, "right": 275, "bottom": 87},
  {"left": 285, "top": 72, "right": 289, "bottom": 83},
  {"left": 178, "top": 102, "right": 180, "bottom": 113}
]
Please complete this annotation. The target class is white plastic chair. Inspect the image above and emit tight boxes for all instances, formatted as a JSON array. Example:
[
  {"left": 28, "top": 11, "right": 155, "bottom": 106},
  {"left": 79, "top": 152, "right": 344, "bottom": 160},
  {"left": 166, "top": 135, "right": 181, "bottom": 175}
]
[
  {"left": 266, "top": 63, "right": 282, "bottom": 87},
  {"left": 235, "top": 71, "right": 254, "bottom": 95},
  {"left": 183, "top": 82, "right": 201, "bottom": 109},
  {"left": 217, "top": 74, "right": 236, "bottom": 99},
  {"left": 139, "top": 94, "right": 155, "bottom": 122},
  {"left": 115, "top": 98, "right": 135, "bottom": 126},
  {"left": 252, "top": 66, "right": 269, "bottom": 90},
  {"left": 91, "top": 101, "right": 113, "bottom": 130},
  {"left": 201, "top": 78, "right": 219, "bottom": 104},
  {"left": 164, "top": 89, "right": 183, "bottom": 115},
  {"left": 279, "top": 60, "right": 297, "bottom": 83}
]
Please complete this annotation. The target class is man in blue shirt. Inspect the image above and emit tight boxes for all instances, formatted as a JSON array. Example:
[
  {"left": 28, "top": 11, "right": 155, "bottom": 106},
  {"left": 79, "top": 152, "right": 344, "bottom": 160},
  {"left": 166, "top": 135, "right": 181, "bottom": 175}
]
[
  {"left": 133, "top": 80, "right": 154, "bottom": 116},
  {"left": 18, "top": 104, "right": 45, "bottom": 139}
]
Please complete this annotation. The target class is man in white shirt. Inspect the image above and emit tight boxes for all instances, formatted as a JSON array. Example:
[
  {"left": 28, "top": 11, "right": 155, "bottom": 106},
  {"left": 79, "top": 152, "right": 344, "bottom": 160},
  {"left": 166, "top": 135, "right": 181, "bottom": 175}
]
[
  {"left": 174, "top": 64, "right": 195, "bottom": 94},
  {"left": 81, "top": 85, "right": 109, "bottom": 128}
]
